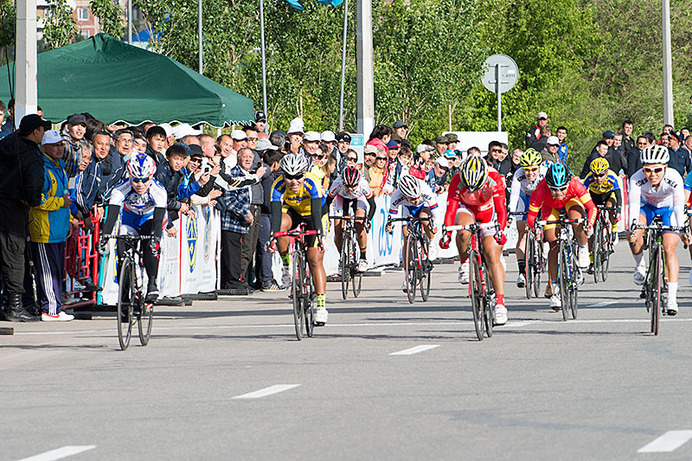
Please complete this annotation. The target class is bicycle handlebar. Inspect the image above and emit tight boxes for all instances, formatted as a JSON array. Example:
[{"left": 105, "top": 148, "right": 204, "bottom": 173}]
[
  {"left": 445, "top": 222, "right": 498, "bottom": 232},
  {"left": 534, "top": 217, "right": 586, "bottom": 226},
  {"left": 103, "top": 234, "right": 156, "bottom": 241},
  {"left": 329, "top": 215, "right": 368, "bottom": 221},
  {"left": 630, "top": 223, "right": 687, "bottom": 232},
  {"left": 388, "top": 217, "right": 431, "bottom": 223},
  {"left": 273, "top": 229, "right": 320, "bottom": 238}
]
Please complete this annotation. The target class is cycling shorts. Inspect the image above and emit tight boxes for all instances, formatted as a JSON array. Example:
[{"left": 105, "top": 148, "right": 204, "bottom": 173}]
[
  {"left": 590, "top": 191, "right": 615, "bottom": 208},
  {"left": 285, "top": 208, "right": 328, "bottom": 248},
  {"left": 332, "top": 195, "right": 368, "bottom": 217},
  {"left": 541, "top": 199, "right": 584, "bottom": 231},
  {"left": 639, "top": 203, "right": 678, "bottom": 228},
  {"left": 455, "top": 203, "right": 498, "bottom": 239},
  {"left": 513, "top": 191, "right": 531, "bottom": 221},
  {"left": 120, "top": 209, "right": 154, "bottom": 236}
]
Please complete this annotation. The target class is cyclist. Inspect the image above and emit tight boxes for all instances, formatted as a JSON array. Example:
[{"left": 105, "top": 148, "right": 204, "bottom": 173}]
[
  {"left": 583, "top": 157, "right": 622, "bottom": 272},
  {"left": 526, "top": 163, "right": 596, "bottom": 310},
  {"left": 628, "top": 145, "right": 685, "bottom": 315},
  {"left": 98, "top": 154, "right": 167, "bottom": 303},
  {"left": 507, "top": 148, "right": 546, "bottom": 288},
  {"left": 269, "top": 153, "right": 329, "bottom": 326},
  {"left": 325, "top": 165, "right": 376, "bottom": 272},
  {"left": 439, "top": 154, "right": 508, "bottom": 325},
  {"left": 385, "top": 174, "right": 438, "bottom": 291}
]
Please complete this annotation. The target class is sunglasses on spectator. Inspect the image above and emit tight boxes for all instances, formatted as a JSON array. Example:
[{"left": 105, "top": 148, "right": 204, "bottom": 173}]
[
  {"left": 285, "top": 173, "right": 304, "bottom": 180},
  {"left": 312, "top": 154, "right": 326, "bottom": 160},
  {"left": 643, "top": 167, "right": 664, "bottom": 174},
  {"left": 376, "top": 157, "right": 387, "bottom": 161},
  {"left": 548, "top": 185, "right": 568, "bottom": 192},
  {"left": 637, "top": 142, "right": 647, "bottom": 146},
  {"left": 364, "top": 152, "right": 376, "bottom": 157},
  {"left": 131, "top": 177, "right": 150, "bottom": 183},
  {"left": 247, "top": 137, "right": 259, "bottom": 142},
  {"left": 491, "top": 148, "right": 502, "bottom": 153},
  {"left": 347, "top": 156, "right": 358, "bottom": 161}
]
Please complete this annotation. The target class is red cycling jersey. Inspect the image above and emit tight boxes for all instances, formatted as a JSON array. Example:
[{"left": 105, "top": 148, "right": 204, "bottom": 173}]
[
  {"left": 526, "top": 177, "right": 597, "bottom": 228},
  {"left": 445, "top": 168, "right": 507, "bottom": 229}
]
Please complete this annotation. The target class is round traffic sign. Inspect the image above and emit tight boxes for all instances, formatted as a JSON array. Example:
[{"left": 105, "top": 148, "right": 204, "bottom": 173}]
[{"left": 481, "top": 54, "right": 519, "bottom": 94}]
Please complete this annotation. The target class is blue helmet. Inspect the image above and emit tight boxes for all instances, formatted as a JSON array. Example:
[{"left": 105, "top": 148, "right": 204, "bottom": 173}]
[{"left": 546, "top": 162, "right": 571, "bottom": 188}]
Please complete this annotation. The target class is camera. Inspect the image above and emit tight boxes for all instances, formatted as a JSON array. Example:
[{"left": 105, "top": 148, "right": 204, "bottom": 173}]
[{"left": 200, "top": 157, "right": 213, "bottom": 175}]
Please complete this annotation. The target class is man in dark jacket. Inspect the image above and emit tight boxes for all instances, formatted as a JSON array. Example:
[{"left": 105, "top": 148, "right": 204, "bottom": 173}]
[
  {"left": 626, "top": 136, "right": 648, "bottom": 177},
  {"left": 667, "top": 131, "right": 692, "bottom": 178},
  {"left": 0, "top": 114, "right": 50, "bottom": 322},
  {"left": 580, "top": 140, "right": 623, "bottom": 179},
  {"left": 525, "top": 112, "right": 548, "bottom": 149}
]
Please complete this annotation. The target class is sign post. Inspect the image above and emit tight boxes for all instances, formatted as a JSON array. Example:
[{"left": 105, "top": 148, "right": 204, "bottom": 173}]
[{"left": 481, "top": 54, "right": 518, "bottom": 132}]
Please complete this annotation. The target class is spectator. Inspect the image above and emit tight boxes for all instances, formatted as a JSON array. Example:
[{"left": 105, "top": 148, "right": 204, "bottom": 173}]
[
  {"left": 367, "top": 149, "right": 391, "bottom": 196},
  {"left": 309, "top": 144, "right": 331, "bottom": 191},
  {"left": 62, "top": 113, "right": 89, "bottom": 178},
  {"left": 146, "top": 125, "right": 168, "bottom": 166},
  {"left": 270, "top": 130, "right": 288, "bottom": 154},
  {"left": 659, "top": 132, "right": 670, "bottom": 148},
  {"left": 199, "top": 134, "right": 216, "bottom": 158},
  {"left": 0, "top": 114, "right": 49, "bottom": 322},
  {"left": 556, "top": 126, "right": 568, "bottom": 163},
  {"left": 114, "top": 129, "right": 135, "bottom": 163},
  {"left": 387, "top": 145, "right": 412, "bottom": 190},
  {"left": 255, "top": 111, "right": 267, "bottom": 134},
  {"left": 525, "top": 111, "right": 548, "bottom": 149},
  {"left": 255, "top": 142, "right": 283, "bottom": 291},
  {"left": 612, "top": 132, "right": 627, "bottom": 172},
  {"left": 335, "top": 131, "right": 351, "bottom": 174},
  {"left": 490, "top": 142, "right": 512, "bottom": 176},
  {"left": 366, "top": 125, "right": 391, "bottom": 156},
  {"left": 362, "top": 144, "right": 376, "bottom": 170},
  {"left": 0, "top": 100, "right": 6, "bottom": 138},
  {"left": 287, "top": 117, "right": 304, "bottom": 154},
  {"left": 667, "top": 131, "right": 692, "bottom": 178},
  {"left": 302, "top": 131, "right": 321, "bottom": 162},
  {"left": 159, "top": 123, "right": 176, "bottom": 149},
  {"left": 580, "top": 140, "right": 622, "bottom": 179},
  {"left": 662, "top": 124, "right": 674, "bottom": 134},
  {"left": 414, "top": 143, "right": 434, "bottom": 169},
  {"left": 446, "top": 133, "right": 459, "bottom": 152},
  {"left": 432, "top": 157, "right": 449, "bottom": 194},
  {"left": 133, "top": 134, "right": 147, "bottom": 153},
  {"left": 29, "top": 130, "right": 74, "bottom": 321},
  {"left": 433, "top": 135, "right": 448, "bottom": 158},
  {"left": 391, "top": 120, "right": 408, "bottom": 143},
  {"left": 626, "top": 135, "right": 648, "bottom": 177},
  {"left": 386, "top": 139, "right": 400, "bottom": 165},
  {"left": 509, "top": 147, "right": 523, "bottom": 177},
  {"left": 685, "top": 135, "right": 692, "bottom": 155},
  {"left": 244, "top": 126, "right": 259, "bottom": 152},
  {"left": 0, "top": 99, "right": 15, "bottom": 139},
  {"left": 621, "top": 120, "right": 636, "bottom": 155},
  {"left": 532, "top": 125, "right": 551, "bottom": 152}
]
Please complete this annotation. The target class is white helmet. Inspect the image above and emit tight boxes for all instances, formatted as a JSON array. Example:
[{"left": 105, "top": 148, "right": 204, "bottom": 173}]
[
  {"left": 641, "top": 144, "right": 670, "bottom": 165},
  {"left": 127, "top": 154, "right": 156, "bottom": 180},
  {"left": 398, "top": 174, "right": 421, "bottom": 199},
  {"left": 280, "top": 153, "right": 309, "bottom": 176}
]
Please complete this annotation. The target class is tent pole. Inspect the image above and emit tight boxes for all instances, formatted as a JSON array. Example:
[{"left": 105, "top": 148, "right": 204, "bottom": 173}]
[
  {"left": 127, "top": 0, "right": 132, "bottom": 43},
  {"left": 260, "top": 0, "right": 268, "bottom": 131},
  {"left": 15, "top": 0, "right": 38, "bottom": 123},
  {"left": 198, "top": 0, "right": 203, "bottom": 74},
  {"left": 338, "top": 0, "right": 349, "bottom": 132}
]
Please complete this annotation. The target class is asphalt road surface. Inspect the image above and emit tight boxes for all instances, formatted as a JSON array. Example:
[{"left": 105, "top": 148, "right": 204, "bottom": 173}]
[{"left": 3, "top": 240, "right": 692, "bottom": 460}]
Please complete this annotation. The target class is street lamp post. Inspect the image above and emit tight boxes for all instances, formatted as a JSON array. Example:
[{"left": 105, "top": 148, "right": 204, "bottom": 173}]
[{"left": 662, "top": 0, "right": 674, "bottom": 126}]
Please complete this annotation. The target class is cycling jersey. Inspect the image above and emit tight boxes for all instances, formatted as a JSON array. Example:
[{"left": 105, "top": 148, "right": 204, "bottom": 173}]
[
  {"left": 527, "top": 177, "right": 596, "bottom": 228},
  {"left": 327, "top": 175, "right": 376, "bottom": 220},
  {"left": 328, "top": 176, "right": 373, "bottom": 200},
  {"left": 108, "top": 178, "right": 168, "bottom": 217},
  {"left": 389, "top": 182, "right": 438, "bottom": 220},
  {"left": 508, "top": 165, "right": 547, "bottom": 218},
  {"left": 271, "top": 171, "right": 325, "bottom": 217},
  {"left": 583, "top": 169, "right": 620, "bottom": 195},
  {"left": 444, "top": 169, "right": 507, "bottom": 232},
  {"left": 629, "top": 167, "right": 685, "bottom": 227}
]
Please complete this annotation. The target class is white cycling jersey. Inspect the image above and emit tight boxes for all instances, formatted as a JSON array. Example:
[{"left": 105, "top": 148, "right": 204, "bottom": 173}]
[
  {"left": 109, "top": 178, "right": 168, "bottom": 217},
  {"left": 508, "top": 165, "right": 547, "bottom": 213},
  {"left": 328, "top": 176, "right": 373, "bottom": 200},
  {"left": 389, "top": 182, "right": 438, "bottom": 217},
  {"left": 628, "top": 167, "right": 685, "bottom": 226}
]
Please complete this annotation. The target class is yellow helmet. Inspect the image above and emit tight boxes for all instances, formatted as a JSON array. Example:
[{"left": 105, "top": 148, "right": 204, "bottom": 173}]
[{"left": 589, "top": 157, "right": 609, "bottom": 175}]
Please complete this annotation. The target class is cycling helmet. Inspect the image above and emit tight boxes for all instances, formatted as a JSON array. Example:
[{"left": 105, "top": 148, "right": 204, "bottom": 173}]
[
  {"left": 589, "top": 157, "right": 610, "bottom": 175},
  {"left": 545, "top": 162, "right": 572, "bottom": 189},
  {"left": 127, "top": 153, "right": 156, "bottom": 180},
  {"left": 520, "top": 148, "right": 542, "bottom": 168},
  {"left": 460, "top": 154, "right": 488, "bottom": 191},
  {"left": 341, "top": 165, "right": 362, "bottom": 188},
  {"left": 398, "top": 174, "right": 421, "bottom": 199},
  {"left": 641, "top": 144, "right": 670, "bottom": 165},
  {"left": 280, "top": 153, "right": 309, "bottom": 176}
]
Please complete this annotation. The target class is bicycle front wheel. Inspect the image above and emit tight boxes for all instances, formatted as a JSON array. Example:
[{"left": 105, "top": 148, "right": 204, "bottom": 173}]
[
  {"left": 482, "top": 263, "right": 494, "bottom": 338},
  {"left": 138, "top": 298, "right": 153, "bottom": 346},
  {"left": 304, "top": 264, "right": 314, "bottom": 337},
  {"left": 117, "top": 258, "right": 135, "bottom": 350},
  {"left": 524, "top": 234, "right": 534, "bottom": 299},
  {"left": 292, "top": 250, "right": 305, "bottom": 340},
  {"left": 569, "top": 244, "right": 579, "bottom": 319},
  {"left": 533, "top": 233, "right": 543, "bottom": 298},
  {"left": 600, "top": 224, "right": 611, "bottom": 282},
  {"left": 558, "top": 241, "right": 570, "bottom": 321},
  {"left": 593, "top": 219, "right": 603, "bottom": 284},
  {"left": 419, "top": 237, "right": 431, "bottom": 302},
  {"left": 652, "top": 245, "right": 662, "bottom": 335},
  {"left": 404, "top": 235, "right": 418, "bottom": 303},
  {"left": 340, "top": 233, "right": 350, "bottom": 300},
  {"left": 469, "top": 252, "right": 484, "bottom": 341},
  {"left": 352, "top": 237, "right": 363, "bottom": 298}
]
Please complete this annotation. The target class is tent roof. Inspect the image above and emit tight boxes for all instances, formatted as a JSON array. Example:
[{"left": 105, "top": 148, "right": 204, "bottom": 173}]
[{"left": 0, "top": 33, "right": 254, "bottom": 126}]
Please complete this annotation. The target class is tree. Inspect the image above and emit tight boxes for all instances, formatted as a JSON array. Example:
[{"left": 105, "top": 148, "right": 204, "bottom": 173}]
[
  {"left": 42, "top": 0, "right": 77, "bottom": 50},
  {"left": 0, "top": 0, "right": 15, "bottom": 65},
  {"left": 90, "top": 0, "right": 125, "bottom": 40}
]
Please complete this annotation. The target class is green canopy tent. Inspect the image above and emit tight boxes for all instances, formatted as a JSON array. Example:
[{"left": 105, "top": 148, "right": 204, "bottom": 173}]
[{"left": 0, "top": 33, "right": 254, "bottom": 126}]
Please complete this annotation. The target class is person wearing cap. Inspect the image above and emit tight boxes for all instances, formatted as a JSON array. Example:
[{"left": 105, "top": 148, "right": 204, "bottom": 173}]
[
  {"left": 540, "top": 136, "right": 562, "bottom": 165},
  {"left": 391, "top": 120, "right": 408, "bottom": 143},
  {"left": 580, "top": 140, "right": 623, "bottom": 179},
  {"left": 434, "top": 135, "right": 449, "bottom": 158},
  {"left": 255, "top": 111, "right": 267, "bottom": 134},
  {"left": 362, "top": 145, "right": 378, "bottom": 181},
  {"left": 28, "top": 130, "right": 73, "bottom": 321},
  {"left": 555, "top": 126, "right": 568, "bottom": 163},
  {"left": 667, "top": 131, "right": 692, "bottom": 178},
  {"left": 61, "top": 113, "right": 89, "bottom": 179},
  {"left": 432, "top": 157, "right": 450, "bottom": 193},
  {"left": 446, "top": 133, "right": 459, "bottom": 151},
  {"left": 525, "top": 111, "right": 548, "bottom": 149},
  {"left": 333, "top": 131, "right": 351, "bottom": 175},
  {"left": 0, "top": 114, "right": 50, "bottom": 322},
  {"left": 302, "top": 131, "right": 321, "bottom": 160},
  {"left": 287, "top": 117, "right": 304, "bottom": 154}
]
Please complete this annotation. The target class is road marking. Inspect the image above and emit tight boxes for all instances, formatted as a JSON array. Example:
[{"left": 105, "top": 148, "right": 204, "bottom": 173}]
[
  {"left": 17, "top": 445, "right": 96, "bottom": 461},
  {"left": 390, "top": 345, "right": 440, "bottom": 356},
  {"left": 232, "top": 384, "right": 300, "bottom": 399},
  {"left": 638, "top": 430, "right": 692, "bottom": 453},
  {"left": 587, "top": 301, "right": 617, "bottom": 308}
]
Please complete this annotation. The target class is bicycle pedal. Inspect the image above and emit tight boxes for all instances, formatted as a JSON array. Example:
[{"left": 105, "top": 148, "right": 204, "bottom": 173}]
[{"left": 639, "top": 290, "right": 646, "bottom": 299}]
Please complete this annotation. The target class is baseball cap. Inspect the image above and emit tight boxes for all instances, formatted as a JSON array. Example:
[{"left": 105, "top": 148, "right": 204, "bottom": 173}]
[
  {"left": 363, "top": 145, "right": 378, "bottom": 155},
  {"left": 670, "top": 131, "right": 684, "bottom": 142},
  {"left": 416, "top": 144, "right": 434, "bottom": 154},
  {"left": 256, "top": 138, "right": 279, "bottom": 151},
  {"left": 287, "top": 117, "right": 304, "bottom": 134},
  {"left": 393, "top": 120, "right": 408, "bottom": 129},
  {"left": 445, "top": 133, "right": 459, "bottom": 143},
  {"left": 255, "top": 111, "right": 267, "bottom": 122},
  {"left": 537, "top": 112, "right": 548, "bottom": 120},
  {"left": 434, "top": 135, "right": 449, "bottom": 144},
  {"left": 41, "top": 129, "right": 62, "bottom": 145},
  {"left": 231, "top": 130, "right": 247, "bottom": 141},
  {"left": 269, "top": 130, "right": 286, "bottom": 148},
  {"left": 443, "top": 149, "right": 457, "bottom": 159},
  {"left": 321, "top": 130, "right": 336, "bottom": 143},
  {"left": 386, "top": 140, "right": 400, "bottom": 149},
  {"left": 435, "top": 157, "right": 449, "bottom": 168},
  {"left": 304, "top": 131, "right": 320, "bottom": 142},
  {"left": 336, "top": 131, "right": 352, "bottom": 143},
  {"left": 602, "top": 130, "right": 615, "bottom": 139},
  {"left": 546, "top": 136, "right": 560, "bottom": 146},
  {"left": 19, "top": 114, "right": 52, "bottom": 136},
  {"left": 172, "top": 123, "right": 202, "bottom": 139},
  {"left": 159, "top": 123, "right": 174, "bottom": 138}
]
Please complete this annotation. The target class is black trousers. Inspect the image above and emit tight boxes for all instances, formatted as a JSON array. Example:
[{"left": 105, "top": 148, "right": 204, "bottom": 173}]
[
  {"left": 222, "top": 206, "right": 261, "bottom": 289},
  {"left": 0, "top": 231, "right": 26, "bottom": 295}
]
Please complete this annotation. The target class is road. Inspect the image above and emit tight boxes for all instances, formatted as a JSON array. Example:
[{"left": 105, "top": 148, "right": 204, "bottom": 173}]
[{"left": 2, "top": 240, "right": 692, "bottom": 460}]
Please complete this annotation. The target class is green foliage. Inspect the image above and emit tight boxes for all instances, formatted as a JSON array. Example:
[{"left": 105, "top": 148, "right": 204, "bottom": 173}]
[
  {"left": 90, "top": 0, "right": 125, "bottom": 40},
  {"left": 0, "top": 0, "right": 15, "bottom": 65},
  {"left": 42, "top": 0, "right": 77, "bottom": 50}
]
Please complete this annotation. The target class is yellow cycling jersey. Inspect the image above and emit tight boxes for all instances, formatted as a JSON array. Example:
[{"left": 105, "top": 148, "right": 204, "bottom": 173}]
[
  {"left": 583, "top": 169, "right": 620, "bottom": 196},
  {"left": 271, "top": 171, "right": 325, "bottom": 216}
]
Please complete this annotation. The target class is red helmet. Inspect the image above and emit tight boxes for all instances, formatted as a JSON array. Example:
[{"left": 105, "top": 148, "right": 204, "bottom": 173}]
[{"left": 341, "top": 165, "right": 362, "bottom": 188}]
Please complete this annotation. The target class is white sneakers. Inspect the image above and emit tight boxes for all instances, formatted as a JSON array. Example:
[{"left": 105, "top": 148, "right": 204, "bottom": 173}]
[
  {"left": 633, "top": 266, "right": 646, "bottom": 285},
  {"left": 42, "top": 311, "right": 74, "bottom": 322},
  {"left": 401, "top": 279, "right": 408, "bottom": 292},
  {"left": 281, "top": 265, "right": 292, "bottom": 287},
  {"left": 458, "top": 262, "right": 469, "bottom": 284},
  {"left": 666, "top": 297, "right": 678, "bottom": 316},
  {"left": 358, "top": 259, "right": 369, "bottom": 272},
  {"left": 314, "top": 306, "right": 328, "bottom": 325},
  {"left": 549, "top": 292, "right": 561, "bottom": 310},
  {"left": 494, "top": 303, "right": 508, "bottom": 326},
  {"left": 577, "top": 246, "right": 590, "bottom": 269},
  {"left": 516, "top": 273, "right": 526, "bottom": 288}
]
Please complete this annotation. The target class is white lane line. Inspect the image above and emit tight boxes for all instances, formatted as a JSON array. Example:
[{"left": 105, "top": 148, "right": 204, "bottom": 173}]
[
  {"left": 638, "top": 430, "right": 692, "bottom": 453},
  {"left": 390, "top": 345, "right": 440, "bottom": 356},
  {"left": 17, "top": 445, "right": 96, "bottom": 461},
  {"left": 587, "top": 301, "right": 617, "bottom": 308},
  {"left": 232, "top": 384, "right": 300, "bottom": 399}
]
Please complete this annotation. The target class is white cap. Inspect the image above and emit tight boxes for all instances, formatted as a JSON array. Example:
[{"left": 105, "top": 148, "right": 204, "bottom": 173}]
[
  {"left": 159, "top": 122, "right": 174, "bottom": 138},
  {"left": 231, "top": 130, "right": 247, "bottom": 141},
  {"left": 287, "top": 117, "right": 304, "bottom": 134},
  {"left": 304, "top": 131, "right": 320, "bottom": 142},
  {"left": 416, "top": 144, "right": 434, "bottom": 154},
  {"left": 42, "top": 129, "right": 63, "bottom": 145},
  {"left": 435, "top": 157, "right": 449, "bottom": 168},
  {"left": 320, "top": 130, "right": 336, "bottom": 142},
  {"left": 172, "top": 123, "right": 201, "bottom": 140},
  {"left": 546, "top": 136, "right": 560, "bottom": 145},
  {"left": 256, "top": 138, "right": 278, "bottom": 151}
]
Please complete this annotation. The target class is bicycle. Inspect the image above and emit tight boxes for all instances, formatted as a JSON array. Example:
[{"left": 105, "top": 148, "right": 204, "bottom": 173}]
[
  {"left": 104, "top": 234, "right": 154, "bottom": 350},
  {"left": 272, "top": 225, "right": 319, "bottom": 340},
  {"left": 632, "top": 218, "right": 686, "bottom": 335},
  {"left": 330, "top": 215, "right": 366, "bottom": 300},
  {"left": 446, "top": 223, "right": 496, "bottom": 340},
  {"left": 537, "top": 212, "right": 584, "bottom": 321},
  {"left": 592, "top": 205, "right": 616, "bottom": 283},
  {"left": 509, "top": 211, "right": 544, "bottom": 299},
  {"left": 389, "top": 216, "right": 433, "bottom": 304}
]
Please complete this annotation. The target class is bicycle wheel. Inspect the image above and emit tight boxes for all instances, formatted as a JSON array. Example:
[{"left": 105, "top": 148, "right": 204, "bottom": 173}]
[
  {"left": 469, "top": 251, "right": 484, "bottom": 341},
  {"left": 652, "top": 245, "right": 662, "bottom": 335},
  {"left": 304, "top": 262, "right": 315, "bottom": 337},
  {"left": 533, "top": 233, "right": 543, "bottom": 298},
  {"left": 138, "top": 294, "right": 153, "bottom": 347},
  {"left": 569, "top": 243, "right": 579, "bottom": 320},
  {"left": 593, "top": 219, "right": 603, "bottom": 284},
  {"left": 419, "top": 237, "right": 431, "bottom": 302},
  {"left": 116, "top": 258, "right": 134, "bottom": 350},
  {"left": 352, "top": 237, "right": 363, "bottom": 298},
  {"left": 404, "top": 235, "right": 417, "bottom": 303},
  {"left": 558, "top": 240, "right": 570, "bottom": 321},
  {"left": 340, "top": 232, "right": 350, "bottom": 300},
  {"left": 292, "top": 250, "right": 305, "bottom": 340},
  {"left": 482, "top": 262, "right": 494, "bottom": 337},
  {"left": 524, "top": 234, "right": 534, "bottom": 299},
  {"left": 600, "top": 223, "right": 611, "bottom": 282}
]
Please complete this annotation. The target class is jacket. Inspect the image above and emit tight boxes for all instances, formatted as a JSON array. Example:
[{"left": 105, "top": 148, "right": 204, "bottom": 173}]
[
  {"left": 29, "top": 154, "right": 70, "bottom": 243},
  {"left": 0, "top": 132, "right": 45, "bottom": 235},
  {"left": 70, "top": 153, "right": 103, "bottom": 219},
  {"left": 221, "top": 165, "right": 252, "bottom": 234}
]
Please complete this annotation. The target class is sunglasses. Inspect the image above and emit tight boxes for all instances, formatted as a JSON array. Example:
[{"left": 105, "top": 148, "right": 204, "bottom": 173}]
[
  {"left": 284, "top": 173, "right": 304, "bottom": 180},
  {"left": 491, "top": 148, "right": 502, "bottom": 153},
  {"left": 347, "top": 156, "right": 358, "bottom": 162},
  {"left": 643, "top": 167, "right": 664, "bottom": 174},
  {"left": 594, "top": 172, "right": 607, "bottom": 177},
  {"left": 637, "top": 142, "right": 647, "bottom": 146},
  {"left": 311, "top": 154, "right": 326, "bottom": 160},
  {"left": 524, "top": 166, "right": 539, "bottom": 172},
  {"left": 376, "top": 157, "right": 387, "bottom": 161},
  {"left": 131, "top": 177, "right": 150, "bottom": 183},
  {"left": 549, "top": 186, "right": 568, "bottom": 192},
  {"left": 247, "top": 137, "right": 259, "bottom": 142}
]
